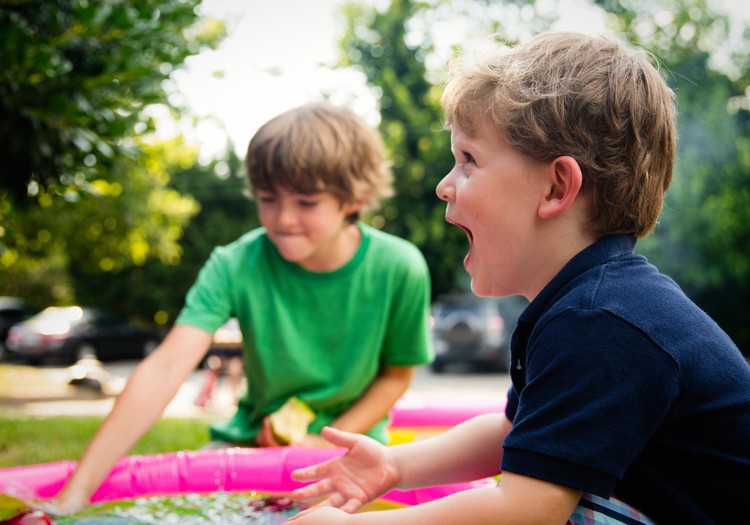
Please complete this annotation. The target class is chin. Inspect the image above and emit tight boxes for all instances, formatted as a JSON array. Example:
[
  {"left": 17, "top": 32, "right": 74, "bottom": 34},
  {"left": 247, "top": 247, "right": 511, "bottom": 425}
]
[{"left": 469, "top": 280, "right": 491, "bottom": 298}]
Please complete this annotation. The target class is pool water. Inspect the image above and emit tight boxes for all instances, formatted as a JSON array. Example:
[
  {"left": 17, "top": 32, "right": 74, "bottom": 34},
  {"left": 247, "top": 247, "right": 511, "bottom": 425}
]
[{"left": 53, "top": 492, "right": 401, "bottom": 525}]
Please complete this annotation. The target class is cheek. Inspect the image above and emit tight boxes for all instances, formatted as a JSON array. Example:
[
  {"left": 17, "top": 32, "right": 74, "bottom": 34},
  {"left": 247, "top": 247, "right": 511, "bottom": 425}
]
[{"left": 257, "top": 206, "right": 275, "bottom": 225}]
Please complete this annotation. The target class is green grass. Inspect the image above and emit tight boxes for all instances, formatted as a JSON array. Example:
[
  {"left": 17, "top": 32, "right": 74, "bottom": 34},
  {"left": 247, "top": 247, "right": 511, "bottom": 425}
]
[{"left": 0, "top": 416, "right": 212, "bottom": 468}]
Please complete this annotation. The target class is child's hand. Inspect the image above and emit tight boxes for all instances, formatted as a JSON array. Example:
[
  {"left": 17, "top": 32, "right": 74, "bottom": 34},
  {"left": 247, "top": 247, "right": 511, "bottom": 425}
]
[
  {"left": 285, "top": 505, "right": 351, "bottom": 524},
  {"left": 46, "top": 489, "right": 88, "bottom": 516},
  {"left": 256, "top": 416, "right": 284, "bottom": 447},
  {"left": 289, "top": 426, "right": 399, "bottom": 513}
]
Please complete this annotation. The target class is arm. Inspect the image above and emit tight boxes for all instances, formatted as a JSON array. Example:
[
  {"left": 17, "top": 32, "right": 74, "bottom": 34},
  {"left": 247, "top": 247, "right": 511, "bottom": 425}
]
[
  {"left": 52, "top": 324, "right": 213, "bottom": 513},
  {"left": 291, "top": 413, "right": 511, "bottom": 509},
  {"left": 330, "top": 364, "right": 414, "bottom": 434},
  {"left": 288, "top": 474, "right": 580, "bottom": 525},
  {"left": 290, "top": 414, "right": 580, "bottom": 524},
  {"left": 258, "top": 365, "right": 415, "bottom": 448},
  {"left": 392, "top": 411, "right": 510, "bottom": 488}
]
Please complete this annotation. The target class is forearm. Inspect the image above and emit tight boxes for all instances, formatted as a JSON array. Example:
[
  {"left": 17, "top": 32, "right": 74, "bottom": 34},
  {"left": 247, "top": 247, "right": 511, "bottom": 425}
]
[
  {"left": 57, "top": 326, "right": 210, "bottom": 507},
  {"left": 347, "top": 487, "right": 508, "bottom": 525},
  {"left": 393, "top": 413, "right": 510, "bottom": 489},
  {"left": 341, "top": 483, "right": 574, "bottom": 525},
  {"left": 58, "top": 358, "right": 180, "bottom": 500},
  {"left": 329, "top": 366, "right": 414, "bottom": 434}
]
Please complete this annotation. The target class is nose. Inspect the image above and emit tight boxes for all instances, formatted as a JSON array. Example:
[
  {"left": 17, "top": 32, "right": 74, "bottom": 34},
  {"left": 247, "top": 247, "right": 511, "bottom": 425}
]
[
  {"left": 436, "top": 170, "right": 455, "bottom": 202},
  {"left": 275, "top": 200, "right": 298, "bottom": 228}
]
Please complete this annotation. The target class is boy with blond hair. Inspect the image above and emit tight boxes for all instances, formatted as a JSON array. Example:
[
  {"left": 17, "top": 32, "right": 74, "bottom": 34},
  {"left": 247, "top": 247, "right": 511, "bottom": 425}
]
[
  {"left": 286, "top": 33, "right": 750, "bottom": 524},
  {"left": 53, "top": 102, "right": 433, "bottom": 513}
]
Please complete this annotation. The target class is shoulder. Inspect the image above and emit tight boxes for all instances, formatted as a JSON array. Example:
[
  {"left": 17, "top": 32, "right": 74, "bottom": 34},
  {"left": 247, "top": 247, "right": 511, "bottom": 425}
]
[
  {"left": 361, "top": 224, "right": 427, "bottom": 265},
  {"left": 209, "top": 228, "right": 269, "bottom": 263},
  {"left": 360, "top": 225, "right": 430, "bottom": 284},
  {"left": 214, "top": 228, "right": 267, "bottom": 255},
  {"left": 202, "top": 228, "right": 271, "bottom": 277},
  {"left": 541, "top": 253, "right": 738, "bottom": 360}
]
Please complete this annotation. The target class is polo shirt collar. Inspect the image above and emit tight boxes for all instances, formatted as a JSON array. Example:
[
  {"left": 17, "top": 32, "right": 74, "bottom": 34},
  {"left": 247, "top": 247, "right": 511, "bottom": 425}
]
[{"left": 519, "top": 235, "right": 637, "bottom": 325}]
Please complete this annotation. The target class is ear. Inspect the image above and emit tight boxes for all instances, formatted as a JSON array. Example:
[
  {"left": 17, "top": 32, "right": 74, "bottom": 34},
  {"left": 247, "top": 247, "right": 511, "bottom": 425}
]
[
  {"left": 342, "top": 200, "right": 364, "bottom": 216},
  {"left": 538, "top": 156, "right": 584, "bottom": 219}
]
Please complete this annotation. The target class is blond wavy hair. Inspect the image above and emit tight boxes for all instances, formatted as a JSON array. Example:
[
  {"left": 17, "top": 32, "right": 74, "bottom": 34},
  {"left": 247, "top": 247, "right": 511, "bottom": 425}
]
[
  {"left": 442, "top": 32, "right": 677, "bottom": 237},
  {"left": 245, "top": 102, "right": 393, "bottom": 222}
]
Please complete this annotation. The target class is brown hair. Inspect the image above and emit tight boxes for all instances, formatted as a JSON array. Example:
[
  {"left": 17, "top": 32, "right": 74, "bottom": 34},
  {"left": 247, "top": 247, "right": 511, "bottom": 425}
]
[
  {"left": 441, "top": 32, "right": 677, "bottom": 238},
  {"left": 245, "top": 102, "right": 393, "bottom": 221}
]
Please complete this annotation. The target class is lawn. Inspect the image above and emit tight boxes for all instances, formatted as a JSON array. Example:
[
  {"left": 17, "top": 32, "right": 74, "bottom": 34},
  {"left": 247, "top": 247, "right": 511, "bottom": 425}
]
[{"left": 0, "top": 416, "right": 211, "bottom": 468}]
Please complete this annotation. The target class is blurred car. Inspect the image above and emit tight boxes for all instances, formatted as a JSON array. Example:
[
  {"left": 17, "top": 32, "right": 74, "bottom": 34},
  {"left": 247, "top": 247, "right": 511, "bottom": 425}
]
[
  {"left": 430, "top": 293, "right": 528, "bottom": 373},
  {"left": 5, "top": 306, "right": 160, "bottom": 365},
  {"left": 0, "top": 296, "right": 37, "bottom": 359}
]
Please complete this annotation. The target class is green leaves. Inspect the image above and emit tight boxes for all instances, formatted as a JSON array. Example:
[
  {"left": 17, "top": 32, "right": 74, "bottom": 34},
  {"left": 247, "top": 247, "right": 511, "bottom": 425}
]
[
  {"left": 0, "top": 0, "right": 225, "bottom": 319},
  {"left": 0, "top": 0, "right": 224, "bottom": 200}
]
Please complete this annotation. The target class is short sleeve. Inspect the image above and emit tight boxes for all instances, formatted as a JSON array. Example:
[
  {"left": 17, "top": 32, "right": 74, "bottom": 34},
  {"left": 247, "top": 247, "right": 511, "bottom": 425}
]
[
  {"left": 380, "top": 244, "right": 433, "bottom": 367},
  {"left": 175, "top": 247, "right": 234, "bottom": 334},
  {"left": 501, "top": 308, "right": 679, "bottom": 496}
]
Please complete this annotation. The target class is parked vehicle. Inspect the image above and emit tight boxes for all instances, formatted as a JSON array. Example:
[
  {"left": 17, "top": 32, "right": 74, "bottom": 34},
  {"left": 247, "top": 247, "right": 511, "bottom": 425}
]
[
  {"left": 0, "top": 296, "right": 37, "bottom": 360},
  {"left": 5, "top": 306, "right": 160, "bottom": 365},
  {"left": 430, "top": 293, "right": 528, "bottom": 373}
]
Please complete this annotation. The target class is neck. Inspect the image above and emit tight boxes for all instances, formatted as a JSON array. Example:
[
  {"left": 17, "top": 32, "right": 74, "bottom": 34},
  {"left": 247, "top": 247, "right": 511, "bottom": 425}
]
[{"left": 300, "top": 223, "right": 362, "bottom": 272}]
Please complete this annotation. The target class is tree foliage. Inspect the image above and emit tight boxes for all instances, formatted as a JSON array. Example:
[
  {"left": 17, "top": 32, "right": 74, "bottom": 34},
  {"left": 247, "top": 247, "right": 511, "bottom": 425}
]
[
  {"left": 0, "top": 136, "right": 201, "bottom": 310},
  {"left": 0, "top": 0, "right": 225, "bottom": 321},
  {"left": 0, "top": 0, "right": 223, "bottom": 201},
  {"left": 70, "top": 145, "right": 257, "bottom": 326}
]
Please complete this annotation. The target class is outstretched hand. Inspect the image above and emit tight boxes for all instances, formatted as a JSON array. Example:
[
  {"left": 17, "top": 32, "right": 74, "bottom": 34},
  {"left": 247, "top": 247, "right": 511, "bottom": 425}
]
[
  {"left": 45, "top": 488, "right": 88, "bottom": 516},
  {"left": 289, "top": 426, "right": 400, "bottom": 514}
]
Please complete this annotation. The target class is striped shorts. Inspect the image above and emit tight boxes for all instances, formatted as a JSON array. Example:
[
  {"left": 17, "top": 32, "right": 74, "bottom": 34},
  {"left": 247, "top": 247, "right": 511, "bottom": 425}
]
[{"left": 568, "top": 493, "right": 656, "bottom": 525}]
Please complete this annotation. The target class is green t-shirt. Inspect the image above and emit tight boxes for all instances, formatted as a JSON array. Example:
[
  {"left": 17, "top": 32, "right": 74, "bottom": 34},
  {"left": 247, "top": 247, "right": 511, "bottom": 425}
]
[{"left": 175, "top": 224, "right": 433, "bottom": 444}]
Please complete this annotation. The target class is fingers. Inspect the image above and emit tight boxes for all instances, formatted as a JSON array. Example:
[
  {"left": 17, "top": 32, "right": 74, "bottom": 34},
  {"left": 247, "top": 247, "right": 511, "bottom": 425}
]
[
  {"left": 339, "top": 497, "right": 364, "bottom": 514},
  {"left": 291, "top": 478, "right": 333, "bottom": 500},
  {"left": 290, "top": 481, "right": 363, "bottom": 513},
  {"left": 46, "top": 491, "right": 88, "bottom": 516},
  {"left": 316, "top": 493, "right": 364, "bottom": 513},
  {"left": 319, "top": 426, "right": 361, "bottom": 449},
  {"left": 291, "top": 459, "right": 333, "bottom": 482}
]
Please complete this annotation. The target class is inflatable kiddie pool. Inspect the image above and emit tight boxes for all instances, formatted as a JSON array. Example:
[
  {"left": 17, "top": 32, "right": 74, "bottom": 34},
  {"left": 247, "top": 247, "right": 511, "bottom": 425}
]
[
  {"left": 0, "top": 393, "right": 505, "bottom": 519},
  {"left": 0, "top": 447, "right": 496, "bottom": 513},
  {"left": 388, "top": 391, "right": 506, "bottom": 444}
]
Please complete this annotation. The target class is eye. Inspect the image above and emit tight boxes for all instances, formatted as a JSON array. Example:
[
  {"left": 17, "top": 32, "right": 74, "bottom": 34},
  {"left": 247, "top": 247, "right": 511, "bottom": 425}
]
[
  {"left": 462, "top": 151, "right": 476, "bottom": 164},
  {"left": 257, "top": 193, "right": 276, "bottom": 204},
  {"left": 298, "top": 198, "right": 319, "bottom": 208}
]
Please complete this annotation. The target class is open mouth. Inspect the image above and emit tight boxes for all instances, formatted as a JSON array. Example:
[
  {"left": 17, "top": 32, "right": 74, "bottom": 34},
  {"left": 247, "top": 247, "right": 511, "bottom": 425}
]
[{"left": 447, "top": 219, "right": 474, "bottom": 266}]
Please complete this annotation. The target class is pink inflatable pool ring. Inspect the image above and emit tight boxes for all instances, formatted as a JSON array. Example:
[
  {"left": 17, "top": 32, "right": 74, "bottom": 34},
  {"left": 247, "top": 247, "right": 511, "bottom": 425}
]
[
  {"left": 0, "top": 447, "right": 496, "bottom": 507},
  {"left": 387, "top": 392, "right": 506, "bottom": 444},
  {"left": 389, "top": 392, "right": 506, "bottom": 428}
]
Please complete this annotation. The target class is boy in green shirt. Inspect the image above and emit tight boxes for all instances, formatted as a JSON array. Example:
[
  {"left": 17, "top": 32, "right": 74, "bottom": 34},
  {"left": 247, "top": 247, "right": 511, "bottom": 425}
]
[{"left": 53, "top": 102, "right": 433, "bottom": 513}]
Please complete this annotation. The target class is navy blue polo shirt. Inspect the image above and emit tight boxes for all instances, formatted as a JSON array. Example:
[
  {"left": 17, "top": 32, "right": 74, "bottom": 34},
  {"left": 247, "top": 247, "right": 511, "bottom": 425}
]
[{"left": 502, "top": 235, "right": 750, "bottom": 524}]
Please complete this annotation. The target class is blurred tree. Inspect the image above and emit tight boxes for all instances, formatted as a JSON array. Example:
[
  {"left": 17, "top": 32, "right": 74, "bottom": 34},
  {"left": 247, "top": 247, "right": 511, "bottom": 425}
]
[
  {"left": 71, "top": 143, "right": 258, "bottom": 327},
  {"left": 0, "top": 136, "right": 200, "bottom": 314},
  {"left": 0, "top": 0, "right": 225, "bottom": 320},
  {"left": 0, "top": 0, "right": 224, "bottom": 201}
]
